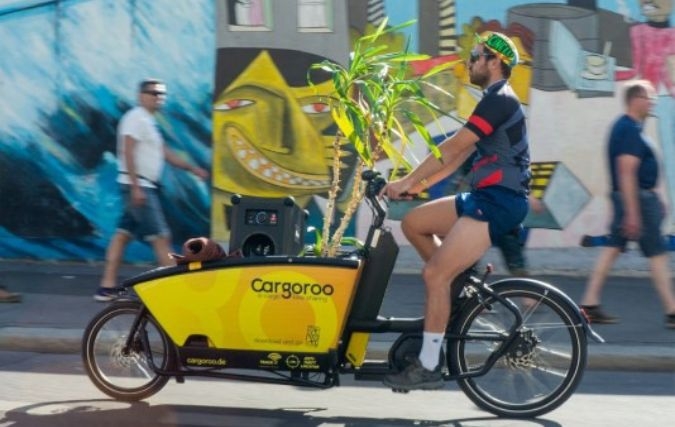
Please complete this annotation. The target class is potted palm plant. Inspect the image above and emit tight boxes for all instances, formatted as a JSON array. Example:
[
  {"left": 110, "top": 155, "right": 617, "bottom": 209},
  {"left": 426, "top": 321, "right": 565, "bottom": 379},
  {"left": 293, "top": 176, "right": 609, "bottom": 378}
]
[{"left": 309, "top": 19, "right": 456, "bottom": 257}]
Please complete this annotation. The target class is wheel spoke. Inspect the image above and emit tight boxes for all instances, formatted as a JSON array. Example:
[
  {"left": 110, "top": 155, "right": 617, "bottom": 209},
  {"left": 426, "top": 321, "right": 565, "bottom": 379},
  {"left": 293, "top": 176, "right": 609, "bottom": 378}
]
[{"left": 530, "top": 362, "right": 571, "bottom": 379}]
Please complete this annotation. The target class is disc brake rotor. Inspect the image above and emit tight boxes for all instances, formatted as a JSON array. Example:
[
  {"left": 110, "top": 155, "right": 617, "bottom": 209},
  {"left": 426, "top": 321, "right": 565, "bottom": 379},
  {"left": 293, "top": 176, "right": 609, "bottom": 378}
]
[{"left": 505, "top": 329, "right": 540, "bottom": 369}]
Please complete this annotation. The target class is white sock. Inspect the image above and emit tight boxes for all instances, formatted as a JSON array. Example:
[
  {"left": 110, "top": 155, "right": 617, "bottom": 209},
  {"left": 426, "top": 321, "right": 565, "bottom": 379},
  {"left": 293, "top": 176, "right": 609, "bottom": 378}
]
[{"left": 419, "top": 332, "right": 444, "bottom": 370}]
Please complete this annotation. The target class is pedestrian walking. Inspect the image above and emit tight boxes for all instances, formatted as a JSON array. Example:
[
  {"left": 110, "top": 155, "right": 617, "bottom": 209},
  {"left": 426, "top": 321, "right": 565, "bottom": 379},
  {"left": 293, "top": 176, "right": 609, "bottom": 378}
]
[
  {"left": 580, "top": 80, "right": 675, "bottom": 329},
  {"left": 94, "top": 79, "right": 208, "bottom": 302}
]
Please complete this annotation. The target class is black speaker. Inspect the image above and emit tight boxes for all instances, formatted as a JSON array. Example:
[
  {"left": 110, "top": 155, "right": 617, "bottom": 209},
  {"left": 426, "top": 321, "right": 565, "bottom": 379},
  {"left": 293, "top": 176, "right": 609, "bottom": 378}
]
[{"left": 228, "top": 195, "right": 306, "bottom": 257}]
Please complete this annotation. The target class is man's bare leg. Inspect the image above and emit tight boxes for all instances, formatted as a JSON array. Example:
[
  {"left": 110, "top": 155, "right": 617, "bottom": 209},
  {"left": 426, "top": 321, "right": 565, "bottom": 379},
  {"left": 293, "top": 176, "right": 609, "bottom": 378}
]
[
  {"left": 581, "top": 246, "right": 622, "bottom": 306},
  {"left": 401, "top": 197, "right": 491, "bottom": 369},
  {"left": 648, "top": 253, "right": 675, "bottom": 314},
  {"left": 100, "top": 232, "right": 133, "bottom": 288},
  {"left": 383, "top": 213, "right": 491, "bottom": 390},
  {"left": 150, "top": 236, "right": 176, "bottom": 267},
  {"left": 400, "top": 197, "right": 457, "bottom": 262},
  {"left": 422, "top": 217, "right": 491, "bottom": 334}
]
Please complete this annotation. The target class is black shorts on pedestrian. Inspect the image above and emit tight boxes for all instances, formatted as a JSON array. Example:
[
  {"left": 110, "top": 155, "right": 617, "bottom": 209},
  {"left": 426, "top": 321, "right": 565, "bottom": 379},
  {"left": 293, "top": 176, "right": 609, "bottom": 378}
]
[
  {"left": 117, "top": 184, "right": 170, "bottom": 242},
  {"left": 607, "top": 190, "right": 666, "bottom": 257}
]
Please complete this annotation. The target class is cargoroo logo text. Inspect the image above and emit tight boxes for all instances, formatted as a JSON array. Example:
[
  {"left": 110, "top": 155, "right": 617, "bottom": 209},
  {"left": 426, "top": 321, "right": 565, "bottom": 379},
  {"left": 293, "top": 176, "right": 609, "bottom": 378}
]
[{"left": 251, "top": 278, "right": 334, "bottom": 299}]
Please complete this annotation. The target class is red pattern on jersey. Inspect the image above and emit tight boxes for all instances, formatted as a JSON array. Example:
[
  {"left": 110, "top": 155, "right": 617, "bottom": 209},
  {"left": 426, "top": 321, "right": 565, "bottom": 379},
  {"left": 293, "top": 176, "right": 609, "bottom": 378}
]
[
  {"left": 468, "top": 115, "right": 493, "bottom": 135},
  {"left": 476, "top": 170, "right": 503, "bottom": 188},
  {"left": 471, "top": 154, "right": 498, "bottom": 172}
]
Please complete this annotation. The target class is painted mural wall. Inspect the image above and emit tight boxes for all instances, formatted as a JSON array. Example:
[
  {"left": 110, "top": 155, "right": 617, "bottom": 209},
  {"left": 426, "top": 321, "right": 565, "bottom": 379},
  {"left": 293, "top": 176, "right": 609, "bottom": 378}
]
[
  {"left": 0, "top": 0, "right": 674, "bottom": 262},
  {"left": 0, "top": 0, "right": 214, "bottom": 261}
]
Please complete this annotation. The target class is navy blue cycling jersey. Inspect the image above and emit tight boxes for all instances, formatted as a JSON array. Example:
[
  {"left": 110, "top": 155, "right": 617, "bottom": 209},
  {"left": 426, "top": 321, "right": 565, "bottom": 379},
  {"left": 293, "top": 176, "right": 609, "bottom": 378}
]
[
  {"left": 608, "top": 114, "right": 658, "bottom": 191},
  {"left": 464, "top": 80, "right": 530, "bottom": 195}
]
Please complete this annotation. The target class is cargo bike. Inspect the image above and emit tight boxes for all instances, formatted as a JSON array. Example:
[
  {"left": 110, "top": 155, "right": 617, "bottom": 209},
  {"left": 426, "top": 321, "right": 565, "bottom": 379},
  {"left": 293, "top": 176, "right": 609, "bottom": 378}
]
[{"left": 82, "top": 170, "right": 603, "bottom": 418}]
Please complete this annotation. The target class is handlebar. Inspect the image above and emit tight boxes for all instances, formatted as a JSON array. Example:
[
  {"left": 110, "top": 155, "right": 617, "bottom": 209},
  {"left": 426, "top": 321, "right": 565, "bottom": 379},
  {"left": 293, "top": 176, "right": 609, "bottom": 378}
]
[{"left": 362, "top": 170, "right": 387, "bottom": 229}]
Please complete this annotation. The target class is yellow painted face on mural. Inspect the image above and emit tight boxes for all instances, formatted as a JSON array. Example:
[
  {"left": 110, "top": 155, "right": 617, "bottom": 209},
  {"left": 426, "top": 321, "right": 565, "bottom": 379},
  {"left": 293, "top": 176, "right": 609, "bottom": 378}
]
[{"left": 212, "top": 50, "right": 336, "bottom": 197}]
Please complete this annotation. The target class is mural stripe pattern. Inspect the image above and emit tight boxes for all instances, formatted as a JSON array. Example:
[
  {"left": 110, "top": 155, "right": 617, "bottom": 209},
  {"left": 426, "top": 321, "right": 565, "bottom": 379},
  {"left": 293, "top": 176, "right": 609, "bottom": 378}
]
[
  {"left": 439, "top": 0, "right": 457, "bottom": 54},
  {"left": 367, "top": 0, "right": 386, "bottom": 26}
]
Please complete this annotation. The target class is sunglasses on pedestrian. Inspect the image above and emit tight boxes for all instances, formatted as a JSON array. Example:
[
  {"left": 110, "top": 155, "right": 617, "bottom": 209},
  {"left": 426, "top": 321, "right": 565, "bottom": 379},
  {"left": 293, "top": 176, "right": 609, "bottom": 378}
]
[{"left": 143, "top": 90, "right": 167, "bottom": 97}]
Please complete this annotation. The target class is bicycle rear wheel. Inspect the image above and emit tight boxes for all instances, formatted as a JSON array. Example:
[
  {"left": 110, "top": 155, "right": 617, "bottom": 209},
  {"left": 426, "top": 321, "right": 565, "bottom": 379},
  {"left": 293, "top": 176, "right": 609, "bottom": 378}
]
[
  {"left": 82, "top": 300, "right": 175, "bottom": 401},
  {"left": 449, "top": 280, "right": 587, "bottom": 418}
]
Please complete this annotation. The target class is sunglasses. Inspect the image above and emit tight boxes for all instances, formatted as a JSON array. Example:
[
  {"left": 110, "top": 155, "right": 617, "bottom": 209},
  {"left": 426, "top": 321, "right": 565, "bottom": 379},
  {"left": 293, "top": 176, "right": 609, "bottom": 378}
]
[
  {"left": 469, "top": 49, "right": 494, "bottom": 63},
  {"left": 143, "top": 90, "right": 167, "bottom": 97}
]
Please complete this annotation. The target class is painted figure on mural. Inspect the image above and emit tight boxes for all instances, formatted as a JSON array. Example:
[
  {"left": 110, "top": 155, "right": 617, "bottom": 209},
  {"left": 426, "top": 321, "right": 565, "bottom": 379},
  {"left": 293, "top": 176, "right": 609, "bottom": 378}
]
[
  {"left": 210, "top": 49, "right": 356, "bottom": 241},
  {"left": 623, "top": 0, "right": 675, "bottom": 227},
  {"left": 628, "top": 0, "right": 675, "bottom": 95}
]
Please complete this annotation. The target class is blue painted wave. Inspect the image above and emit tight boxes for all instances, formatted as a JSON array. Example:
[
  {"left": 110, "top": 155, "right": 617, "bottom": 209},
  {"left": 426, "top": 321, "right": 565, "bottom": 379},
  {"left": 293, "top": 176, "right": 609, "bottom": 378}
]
[{"left": 0, "top": 0, "right": 215, "bottom": 261}]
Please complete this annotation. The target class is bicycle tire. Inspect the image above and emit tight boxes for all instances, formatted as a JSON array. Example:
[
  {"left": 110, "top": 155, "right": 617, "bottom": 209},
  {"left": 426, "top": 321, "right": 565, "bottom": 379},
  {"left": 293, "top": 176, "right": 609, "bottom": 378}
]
[
  {"left": 82, "top": 300, "right": 175, "bottom": 401},
  {"left": 449, "top": 279, "right": 587, "bottom": 418}
]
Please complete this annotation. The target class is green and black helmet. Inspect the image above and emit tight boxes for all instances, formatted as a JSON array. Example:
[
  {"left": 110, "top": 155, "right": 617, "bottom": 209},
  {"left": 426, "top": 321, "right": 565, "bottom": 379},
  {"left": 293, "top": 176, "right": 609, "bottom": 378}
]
[{"left": 475, "top": 31, "right": 520, "bottom": 68}]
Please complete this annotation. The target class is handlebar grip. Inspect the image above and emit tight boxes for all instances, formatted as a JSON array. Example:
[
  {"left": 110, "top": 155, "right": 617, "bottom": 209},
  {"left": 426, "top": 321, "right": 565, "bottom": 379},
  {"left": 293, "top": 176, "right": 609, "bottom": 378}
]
[
  {"left": 361, "top": 170, "right": 378, "bottom": 181},
  {"left": 362, "top": 170, "right": 387, "bottom": 198},
  {"left": 361, "top": 170, "right": 387, "bottom": 226},
  {"left": 366, "top": 177, "right": 386, "bottom": 199}
]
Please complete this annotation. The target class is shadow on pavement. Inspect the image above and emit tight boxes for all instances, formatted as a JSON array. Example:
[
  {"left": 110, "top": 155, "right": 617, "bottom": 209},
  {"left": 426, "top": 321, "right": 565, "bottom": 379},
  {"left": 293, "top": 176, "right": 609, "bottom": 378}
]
[{"left": 1, "top": 399, "right": 563, "bottom": 427}]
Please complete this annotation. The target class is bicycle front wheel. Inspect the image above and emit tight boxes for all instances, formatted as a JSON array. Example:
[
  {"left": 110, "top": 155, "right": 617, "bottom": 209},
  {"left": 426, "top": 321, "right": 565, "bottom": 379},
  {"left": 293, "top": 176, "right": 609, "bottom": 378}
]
[
  {"left": 449, "top": 280, "right": 587, "bottom": 418},
  {"left": 82, "top": 300, "right": 175, "bottom": 401}
]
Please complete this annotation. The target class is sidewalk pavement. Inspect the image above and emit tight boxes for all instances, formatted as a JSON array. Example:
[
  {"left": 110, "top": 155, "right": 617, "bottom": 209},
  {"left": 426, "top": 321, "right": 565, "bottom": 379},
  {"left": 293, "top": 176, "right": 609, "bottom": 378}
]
[{"left": 0, "top": 246, "right": 674, "bottom": 371}]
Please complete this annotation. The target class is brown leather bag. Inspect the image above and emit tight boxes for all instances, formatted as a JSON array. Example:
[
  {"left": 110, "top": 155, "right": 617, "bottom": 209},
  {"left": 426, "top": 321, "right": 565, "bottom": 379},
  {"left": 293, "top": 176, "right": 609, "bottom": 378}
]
[{"left": 170, "top": 237, "right": 228, "bottom": 264}]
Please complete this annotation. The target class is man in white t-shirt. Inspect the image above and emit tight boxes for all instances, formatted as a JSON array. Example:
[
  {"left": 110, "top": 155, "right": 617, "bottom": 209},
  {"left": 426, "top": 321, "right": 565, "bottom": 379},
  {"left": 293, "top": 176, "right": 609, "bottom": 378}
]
[{"left": 95, "top": 79, "right": 209, "bottom": 301}]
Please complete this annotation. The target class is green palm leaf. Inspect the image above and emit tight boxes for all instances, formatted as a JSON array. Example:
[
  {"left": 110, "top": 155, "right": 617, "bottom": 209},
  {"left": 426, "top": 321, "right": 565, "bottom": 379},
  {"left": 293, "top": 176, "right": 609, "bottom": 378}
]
[{"left": 308, "top": 18, "right": 454, "bottom": 256}]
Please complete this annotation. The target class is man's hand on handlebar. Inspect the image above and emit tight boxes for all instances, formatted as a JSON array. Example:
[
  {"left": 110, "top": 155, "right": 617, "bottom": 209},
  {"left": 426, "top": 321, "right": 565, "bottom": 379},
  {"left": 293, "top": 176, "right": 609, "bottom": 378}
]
[{"left": 380, "top": 177, "right": 418, "bottom": 200}]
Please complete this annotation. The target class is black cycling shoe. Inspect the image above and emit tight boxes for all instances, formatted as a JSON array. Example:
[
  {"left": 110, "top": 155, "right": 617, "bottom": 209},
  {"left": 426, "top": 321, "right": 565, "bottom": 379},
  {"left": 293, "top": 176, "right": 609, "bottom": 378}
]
[{"left": 383, "top": 358, "right": 443, "bottom": 391}]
